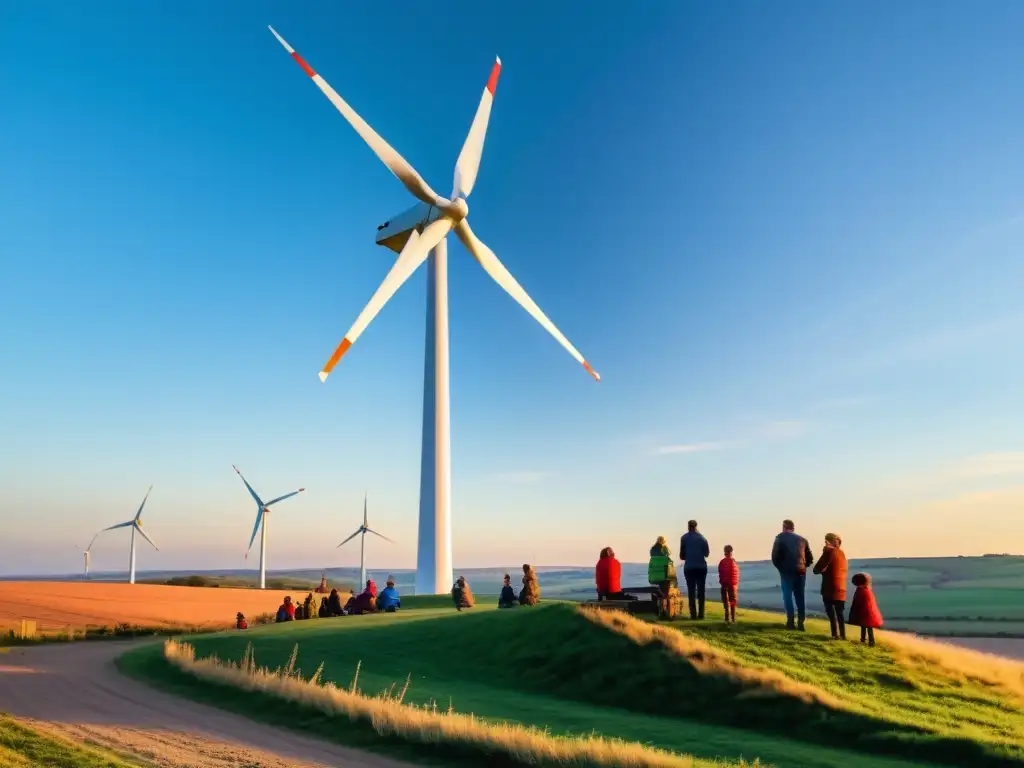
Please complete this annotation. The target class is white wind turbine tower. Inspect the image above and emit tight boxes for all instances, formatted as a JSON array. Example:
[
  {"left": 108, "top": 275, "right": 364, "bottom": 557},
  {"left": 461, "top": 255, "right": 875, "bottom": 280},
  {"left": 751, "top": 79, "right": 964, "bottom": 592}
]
[
  {"left": 233, "top": 465, "right": 305, "bottom": 589},
  {"left": 270, "top": 27, "right": 600, "bottom": 595},
  {"left": 99, "top": 485, "right": 158, "bottom": 585},
  {"left": 336, "top": 493, "right": 394, "bottom": 589},
  {"left": 76, "top": 534, "right": 99, "bottom": 580}
]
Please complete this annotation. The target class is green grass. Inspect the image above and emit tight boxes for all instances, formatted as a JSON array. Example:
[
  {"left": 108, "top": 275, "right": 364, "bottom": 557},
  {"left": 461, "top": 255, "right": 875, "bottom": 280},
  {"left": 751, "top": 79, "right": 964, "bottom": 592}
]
[
  {"left": 120, "top": 602, "right": 972, "bottom": 768},
  {"left": 0, "top": 715, "right": 137, "bottom": 768}
]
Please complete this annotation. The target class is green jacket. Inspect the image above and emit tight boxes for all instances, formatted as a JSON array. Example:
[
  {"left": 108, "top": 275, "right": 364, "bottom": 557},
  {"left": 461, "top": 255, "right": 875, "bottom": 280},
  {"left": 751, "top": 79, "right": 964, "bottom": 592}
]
[{"left": 648, "top": 545, "right": 676, "bottom": 584}]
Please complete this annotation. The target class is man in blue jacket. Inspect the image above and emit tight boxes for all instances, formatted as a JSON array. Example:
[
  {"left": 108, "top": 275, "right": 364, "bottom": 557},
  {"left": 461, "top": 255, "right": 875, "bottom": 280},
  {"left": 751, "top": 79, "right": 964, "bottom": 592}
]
[
  {"left": 375, "top": 577, "right": 402, "bottom": 613},
  {"left": 680, "top": 520, "right": 711, "bottom": 620},
  {"left": 771, "top": 519, "right": 813, "bottom": 630}
]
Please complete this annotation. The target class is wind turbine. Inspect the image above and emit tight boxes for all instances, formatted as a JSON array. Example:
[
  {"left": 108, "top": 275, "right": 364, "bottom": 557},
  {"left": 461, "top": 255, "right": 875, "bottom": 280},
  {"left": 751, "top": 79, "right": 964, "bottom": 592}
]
[
  {"left": 270, "top": 27, "right": 600, "bottom": 595},
  {"left": 76, "top": 534, "right": 99, "bottom": 580},
  {"left": 100, "top": 485, "right": 158, "bottom": 585},
  {"left": 336, "top": 493, "right": 394, "bottom": 589},
  {"left": 233, "top": 465, "right": 305, "bottom": 589}
]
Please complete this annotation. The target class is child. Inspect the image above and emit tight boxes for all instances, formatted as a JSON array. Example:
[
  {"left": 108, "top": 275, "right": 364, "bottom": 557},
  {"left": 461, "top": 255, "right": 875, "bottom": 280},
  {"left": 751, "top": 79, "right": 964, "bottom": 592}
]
[
  {"left": 235, "top": 612, "right": 248, "bottom": 630},
  {"left": 498, "top": 573, "right": 518, "bottom": 608},
  {"left": 718, "top": 545, "right": 739, "bottom": 623},
  {"left": 848, "top": 572, "right": 884, "bottom": 646}
]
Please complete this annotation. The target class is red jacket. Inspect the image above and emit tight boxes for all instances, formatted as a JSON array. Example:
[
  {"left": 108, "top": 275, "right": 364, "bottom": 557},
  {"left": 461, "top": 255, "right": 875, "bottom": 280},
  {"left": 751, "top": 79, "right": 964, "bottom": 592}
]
[
  {"left": 718, "top": 556, "right": 739, "bottom": 588},
  {"left": 812, "top": 545, "right": 848, "bottom": 601},
  {"left": 848, "top": 586, "right": 884, "bottom": 628},
  {"left": 595, "top": 555, "right": 622, "bottom": 595}
]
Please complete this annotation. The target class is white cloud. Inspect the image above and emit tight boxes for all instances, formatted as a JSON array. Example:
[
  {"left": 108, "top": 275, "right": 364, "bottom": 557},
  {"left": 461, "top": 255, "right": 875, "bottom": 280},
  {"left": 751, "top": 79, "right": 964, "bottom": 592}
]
[
  {"left": 756, "top": 420, "right": 810, "bottom": 440},
  {"left": 654, "top": 442, "right": 721, "bottom": 456}
]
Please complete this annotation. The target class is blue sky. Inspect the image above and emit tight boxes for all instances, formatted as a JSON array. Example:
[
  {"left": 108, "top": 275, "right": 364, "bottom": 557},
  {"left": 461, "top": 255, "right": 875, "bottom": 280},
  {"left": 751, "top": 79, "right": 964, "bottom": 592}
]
[{"left": 2, "top": 2, "right": 1022, "bottom": 576}]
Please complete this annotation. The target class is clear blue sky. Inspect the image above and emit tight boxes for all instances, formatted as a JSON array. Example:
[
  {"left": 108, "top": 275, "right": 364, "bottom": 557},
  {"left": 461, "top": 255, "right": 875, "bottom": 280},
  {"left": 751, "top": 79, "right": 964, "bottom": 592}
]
[{"left": 2, "top": 2, "right": 1023, "bottom": 576}]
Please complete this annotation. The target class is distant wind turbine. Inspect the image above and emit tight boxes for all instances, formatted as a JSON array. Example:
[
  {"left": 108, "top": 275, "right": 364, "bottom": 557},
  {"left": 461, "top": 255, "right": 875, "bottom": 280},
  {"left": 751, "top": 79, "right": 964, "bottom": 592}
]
[
  {"left": 99, "top": 485, "right": 158, "bottom": 584},
  {"left": 233, "top": 465, "right": 305, "bottom": 589},
  {"left": 76, "top": 534, "right": 99, "bottom": 580},
  {"left": 337, "top": 493, "right": 394, "bottom": 588}
]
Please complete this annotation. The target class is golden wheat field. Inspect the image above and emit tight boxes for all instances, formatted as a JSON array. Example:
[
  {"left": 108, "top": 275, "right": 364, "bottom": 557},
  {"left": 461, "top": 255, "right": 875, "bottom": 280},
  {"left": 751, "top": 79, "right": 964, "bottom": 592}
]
[{"left": 0, "top": 581, "right": 298, "bottom": 632}]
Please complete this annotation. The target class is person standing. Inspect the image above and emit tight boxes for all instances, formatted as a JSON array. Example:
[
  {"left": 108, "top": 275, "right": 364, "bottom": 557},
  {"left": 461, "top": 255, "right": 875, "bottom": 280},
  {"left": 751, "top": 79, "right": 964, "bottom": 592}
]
[
  {"left": 771, "top": 519, "right": 813, "bottom": 630},
  {"left": 680, "top": 520, "right": 710, "bottom": 620},
  {"left": 717, "top": 545, "right": 740, "bottom": 623},
  {"left": 812, "top": 533, "right": 848, "bottom": 640}
]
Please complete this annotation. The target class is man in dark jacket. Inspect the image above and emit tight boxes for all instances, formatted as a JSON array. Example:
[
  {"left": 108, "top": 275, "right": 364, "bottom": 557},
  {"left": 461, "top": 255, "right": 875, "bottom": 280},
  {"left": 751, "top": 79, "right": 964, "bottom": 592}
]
[
  {"left": 680, "top": 520, "right": 710, "bottom": 620},
  {"left": 771, "top": 519, "right": 813, "bottom": 630}
]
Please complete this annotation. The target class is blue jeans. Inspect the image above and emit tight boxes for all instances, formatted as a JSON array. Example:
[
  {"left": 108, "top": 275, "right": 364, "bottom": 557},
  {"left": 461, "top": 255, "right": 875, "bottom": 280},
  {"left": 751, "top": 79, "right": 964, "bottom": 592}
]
[{"left": 779, "top": 573, "right": 806, "bottom": 626}]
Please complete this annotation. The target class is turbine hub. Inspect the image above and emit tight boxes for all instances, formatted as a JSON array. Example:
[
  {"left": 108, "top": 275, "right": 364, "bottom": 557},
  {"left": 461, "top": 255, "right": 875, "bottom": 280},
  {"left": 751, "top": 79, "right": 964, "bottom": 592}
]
[{"left": 446, "top": 197, "right": 469, "bottom": 222}]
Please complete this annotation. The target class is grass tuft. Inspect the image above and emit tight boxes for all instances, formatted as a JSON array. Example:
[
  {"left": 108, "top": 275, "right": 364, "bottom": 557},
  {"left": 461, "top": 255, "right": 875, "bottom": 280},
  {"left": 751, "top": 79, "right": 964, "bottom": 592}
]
[{"left": 163, "top": 638, "right": 739, "bottom": 767}]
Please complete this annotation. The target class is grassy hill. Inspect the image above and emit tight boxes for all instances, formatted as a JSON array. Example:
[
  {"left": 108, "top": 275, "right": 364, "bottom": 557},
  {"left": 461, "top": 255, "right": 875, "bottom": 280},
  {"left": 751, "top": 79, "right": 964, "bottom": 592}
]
[{"left": 120, "top": 598, "right": 1024, "bottom": 767}]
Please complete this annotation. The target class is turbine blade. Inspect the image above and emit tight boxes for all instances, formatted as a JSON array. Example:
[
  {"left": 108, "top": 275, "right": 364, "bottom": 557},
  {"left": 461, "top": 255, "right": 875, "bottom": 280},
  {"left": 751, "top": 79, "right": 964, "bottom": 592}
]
[
  {"left": 86, "top": 533, "right": 100, "bottom": 552},
  {"left": 232, "top": 465, "right": 265, "bottom": 507},
  {"left": 265, "top": 488, "right": 305, "bottom": 506},
  {"left": 363, "top": 492, "right": 368, "bottom": 527},
  {"left": 269, "top": 26, "right": 447, "bottom": 209},
  {"left": 246, "top": 508, "right": 264, "bottom": 555},
  {"left": 133, "top": 484, "right": 154, "bottom": 522},
  {"left": 454, "top": 219, "right": 600, "bottom": 381},
  {"left": 453, "top": 57, "right": 501, "bottom": 199},
  {"left": 103, "top": 521, "right": 134, "bottom": 532},
  {"left": 336, "top": 528, "right": 362, "bottom": 548},
  {"left": 134, "top": 523, "right": 159, "bottom": 551},
  {"left": 319, "top": 218, "right": 452, "bottom": 382},
  {"left": 365, "top": 528, "right": 395, "bottom": 545}
]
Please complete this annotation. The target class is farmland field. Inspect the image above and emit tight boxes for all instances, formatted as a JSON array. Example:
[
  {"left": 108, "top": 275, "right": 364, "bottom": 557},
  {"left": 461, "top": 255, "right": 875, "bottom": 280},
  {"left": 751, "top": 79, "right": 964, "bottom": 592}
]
[{"left": 0, "top": 581, "right": 302, "bottom": 633}]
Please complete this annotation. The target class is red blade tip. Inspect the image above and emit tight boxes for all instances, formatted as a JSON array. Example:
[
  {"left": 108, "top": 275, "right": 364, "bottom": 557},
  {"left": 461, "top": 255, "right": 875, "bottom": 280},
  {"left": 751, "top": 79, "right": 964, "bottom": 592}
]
[{"left": 486, "top": 58, "right": 501, "bottom": 95}]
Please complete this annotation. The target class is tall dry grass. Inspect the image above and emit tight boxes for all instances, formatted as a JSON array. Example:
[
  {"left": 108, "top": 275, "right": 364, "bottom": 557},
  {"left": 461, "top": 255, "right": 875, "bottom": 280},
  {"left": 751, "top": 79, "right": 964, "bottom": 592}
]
[
  {"left": 163, "top": 639, "right": 745, "bottom": 767},
  {"left": 579, "top": 607, "right": 842, "bottom": 708},
  {"left": 879, "top": 630, "right": 1024, "bottom": 701}
]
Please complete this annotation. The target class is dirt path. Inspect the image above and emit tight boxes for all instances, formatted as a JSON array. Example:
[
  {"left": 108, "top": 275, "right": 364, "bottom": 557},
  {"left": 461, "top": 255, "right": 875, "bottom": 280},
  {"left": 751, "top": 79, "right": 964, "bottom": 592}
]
[{"left": 0, "top": 641, "right": 409, "bottom": 767}]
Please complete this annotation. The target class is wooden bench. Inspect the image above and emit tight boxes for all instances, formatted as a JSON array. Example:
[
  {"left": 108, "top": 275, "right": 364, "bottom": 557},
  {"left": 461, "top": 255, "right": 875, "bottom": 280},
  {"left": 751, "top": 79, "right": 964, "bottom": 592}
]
[{"left": 582, "top": 585, "right": 681, "bottom": 620}]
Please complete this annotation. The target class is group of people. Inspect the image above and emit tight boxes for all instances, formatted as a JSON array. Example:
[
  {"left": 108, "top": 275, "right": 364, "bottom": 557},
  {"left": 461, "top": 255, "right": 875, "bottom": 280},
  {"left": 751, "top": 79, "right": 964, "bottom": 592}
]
[
  {"left": 235, "top": 577, "right": 404, "bottom": 629},
  {"left": 451, "top": 564, "right": 541, "bottom": 611},
  {"left": 236, "top": 520, "right": 886, "bottom": 644},
  {"left": 598, "top": 518, "right": 884, "bottom": 644}
]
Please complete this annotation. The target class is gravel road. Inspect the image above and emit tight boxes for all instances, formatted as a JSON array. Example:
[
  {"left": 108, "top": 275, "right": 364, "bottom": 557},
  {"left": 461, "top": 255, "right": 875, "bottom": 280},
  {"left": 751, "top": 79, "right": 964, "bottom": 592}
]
[{"left": 0, "top": 641, "right": 411, "bottom": 767}]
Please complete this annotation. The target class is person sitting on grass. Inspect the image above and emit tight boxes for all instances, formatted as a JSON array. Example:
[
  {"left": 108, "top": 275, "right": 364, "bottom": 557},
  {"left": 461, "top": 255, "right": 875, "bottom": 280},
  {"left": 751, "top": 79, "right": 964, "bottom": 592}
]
[
  {"left": 596, "top": 547, "right": 627, "bottom": 600},
  {"left": 343, "top": 589, "right": 357, "bottom": 614},
  {"left": 519, "top": 564, "right": 541, "bottom": 606},
  {"left": 303, "top": 592, "right": 316, "bottom": 620},
  {"left": 498, "top": 574, "right": 518, "bottom": 608},
  {"left": 327, "top": 588, "right": 344, "bottom": 616},
  {"left": 376, "top": 577, "right": 401, "bottom": 613},
  {"left": 718, "top": 545, "right": 739, "bottom": 624},
  {"left": 351, "top": 580, "right": 378, "bottom": 615},
  {"left": 452, "top": 576, "right": 475, "bottom": 611},
  {"left": 318, "top": 596, "right": 330, "bottom": 618},
  {"left": 275, "top": 596, "right": 295, "bottom": 623},
  {"left": 647, "top": 536, "right": 677, "bottom": 597},
  {"left": 235, "top": 612, "right": 248, "bottom": 630},
  {"left": 848, "top": 572, "right": 884, "bottom": 646}
]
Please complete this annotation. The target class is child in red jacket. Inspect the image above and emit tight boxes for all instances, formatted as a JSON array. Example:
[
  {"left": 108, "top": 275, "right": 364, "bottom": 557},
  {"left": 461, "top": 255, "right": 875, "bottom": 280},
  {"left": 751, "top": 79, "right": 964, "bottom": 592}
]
[
  {"left": 718, "top": 545, "right": 739, "bottom": 623},
  {"left": 848, "top": 572, "right": 884, "bottom": 646}
]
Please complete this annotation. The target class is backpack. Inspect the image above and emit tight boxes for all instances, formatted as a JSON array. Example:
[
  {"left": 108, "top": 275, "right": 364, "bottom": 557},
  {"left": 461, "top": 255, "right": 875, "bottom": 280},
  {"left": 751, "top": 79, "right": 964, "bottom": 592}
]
[{"left": 276, "top": 606, "right": 287, "bottom": 623}]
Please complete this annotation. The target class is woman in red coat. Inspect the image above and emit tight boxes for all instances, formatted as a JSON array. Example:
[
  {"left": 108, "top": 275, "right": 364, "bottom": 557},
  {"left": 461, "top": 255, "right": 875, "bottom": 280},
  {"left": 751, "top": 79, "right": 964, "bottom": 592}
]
[
  {"left": 848, "top": 572, "right": 884, "bottom": 646},
  {"left": 812, "top": 533, "right": 849, "bottom": 640},
  {"left": 595, "top": 547, "right": 625, "bottom": 599}
]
